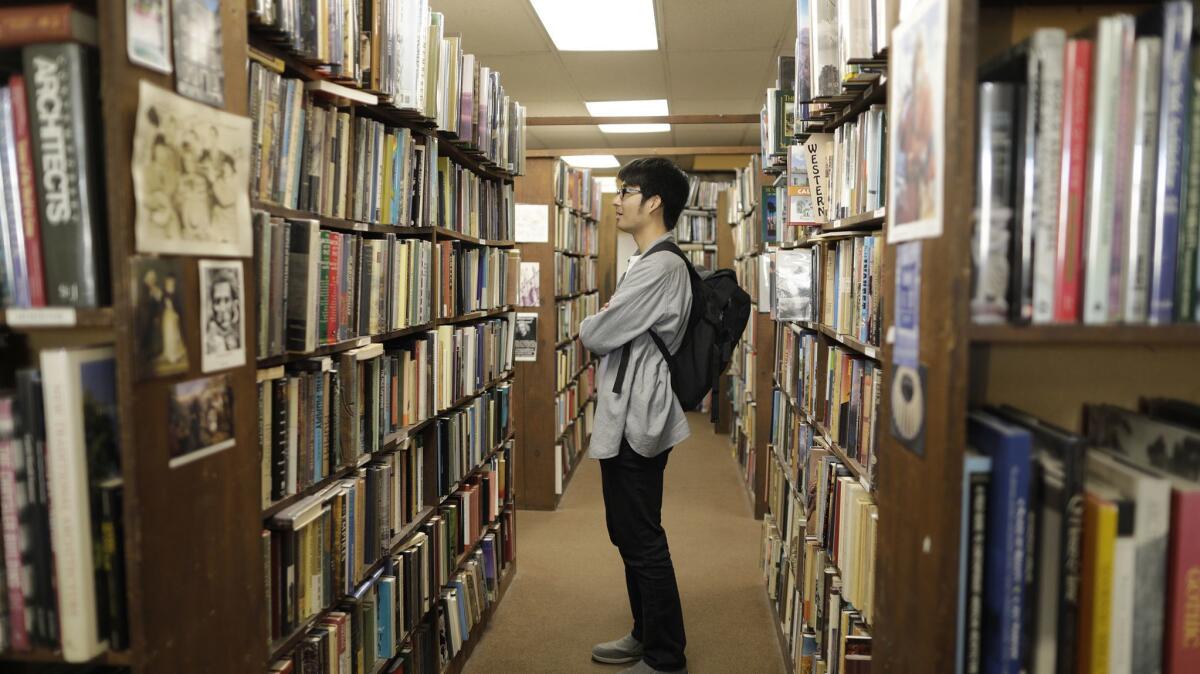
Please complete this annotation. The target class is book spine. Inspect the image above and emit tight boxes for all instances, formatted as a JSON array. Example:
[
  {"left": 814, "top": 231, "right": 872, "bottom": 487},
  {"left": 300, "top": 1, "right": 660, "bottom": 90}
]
[
  {"left": 1164, "top": 490, "right": 1200, "bottom": 673},
  {"left": 1125, "top": 38, "right": 1164, "bottom": 323},
  {"left": 285, "top": 221, "right": 313, "bottom": 352},
  {"left": 0, "top": 397, "right": 30, "bottom": 650},
  {"left": 1151, "top": 1, "right": 1194, "bottom": 323},
  {"left": 1054, "top": 39, "right": 1092, "bottom": 323},
  {"left": 9, "top": 75, "right": 44, "bottom": 307},
  {"left": 973, "top": 82, "right": 1017, "bottom": 325},
  {"left": 318, "top": 232, "right": 330, "bottom": 346},
  {"left": 1029, "top": 30, "right": 1067, "bottom": 324},
  {"left": 22, "top": 43, "right": 107, "bottom": 307},
  {"left": 328, "top": 233, "right": 340, "bottom": 344},
  {"left": 1178, "top": 43, "right": 1200, "bottom": 321}
]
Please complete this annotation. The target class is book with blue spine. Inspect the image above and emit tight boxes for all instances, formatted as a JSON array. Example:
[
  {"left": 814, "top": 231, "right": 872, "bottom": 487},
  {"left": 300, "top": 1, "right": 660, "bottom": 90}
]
[
  {"left": 376, "top": 575, "right": 395, "bottom": 659},
  {"left": 968, "top": 411, "right": 1032, "bottom": 674},
  {"left": 1149, "top": 0, "right": 1194, "bottom": 323}
]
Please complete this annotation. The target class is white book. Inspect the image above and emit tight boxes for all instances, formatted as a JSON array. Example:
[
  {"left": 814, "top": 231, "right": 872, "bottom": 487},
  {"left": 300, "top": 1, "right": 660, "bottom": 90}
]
[
  {"left": 1029, "top": 29, "right": 1067, "bottom": 324},
  {"left": 1084, "top": 16, "right": 1135, "bottom": 324},
  {"left": 1124, "top": 37, "right": 1162, "bottom": 324},
  {"left": 809, "top": 0, "right": 839, "bottom": 99},
  {"left": 40, "top": 347, "right": 115, "bottom": 662}
]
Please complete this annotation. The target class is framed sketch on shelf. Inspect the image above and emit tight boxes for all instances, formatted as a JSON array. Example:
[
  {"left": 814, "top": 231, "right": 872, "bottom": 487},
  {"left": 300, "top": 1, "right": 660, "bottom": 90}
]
[
  {"left": 887, "top": 0, "right": 947, "bottom": 243},
  {"left": 198, "top": 259, "right": 245, "bottom": 372}
]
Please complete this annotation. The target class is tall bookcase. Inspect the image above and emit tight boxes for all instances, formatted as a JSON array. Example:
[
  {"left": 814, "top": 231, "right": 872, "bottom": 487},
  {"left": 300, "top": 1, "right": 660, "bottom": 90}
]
[
  {"left": 513, "top": 158, "right": 600, "bottom": 510},
  {"left": 0, "top": 2, "right": 527, "bottom": 673}
]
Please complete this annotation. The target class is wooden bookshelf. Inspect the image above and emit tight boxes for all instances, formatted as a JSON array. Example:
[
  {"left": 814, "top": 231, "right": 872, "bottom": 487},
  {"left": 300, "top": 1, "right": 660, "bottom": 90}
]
[{"left": 513, "top": 157, "right": 600, "bottom": 510}]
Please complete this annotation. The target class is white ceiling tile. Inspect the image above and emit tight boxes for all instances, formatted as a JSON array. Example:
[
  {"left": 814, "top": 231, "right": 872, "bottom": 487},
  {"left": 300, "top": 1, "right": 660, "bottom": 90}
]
[
  {"left": 603, "top": 130, "right": 675, "bottom": 148},
  {"left": 661, "top": 0, "right": 793, "bottom": 52},
  {"left": 534, "top": 126, "right": 609, "bottom": 148},
  {"left": 672, "top": 124, "right": 754, "bottom": 146},
  {"left": 560, "top": 52, "right": 669, "bottom": 101},
  {"left": 524, "top": 100, "right": 590, "bottom": 116},
  {"left": 430, "top": 0, "right": 553, "bottom": 55},
  {"left": 474, "top": 53, "right": 578, "bottom": 102},
  {"left": 668, "top": 50, "right": 775, "bottom": 100}
]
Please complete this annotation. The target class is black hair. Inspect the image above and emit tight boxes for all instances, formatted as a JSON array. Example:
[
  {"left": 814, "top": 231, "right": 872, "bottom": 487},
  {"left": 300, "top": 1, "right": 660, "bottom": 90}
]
[{"left": 617, "top": 157, "right": 690, "bottom": 231}]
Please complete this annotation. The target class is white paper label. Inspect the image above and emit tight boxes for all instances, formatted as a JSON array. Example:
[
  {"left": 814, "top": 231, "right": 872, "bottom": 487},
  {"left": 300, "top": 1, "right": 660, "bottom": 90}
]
[{"left": 5, "top": 308, "right": 77, "bottom": 327}]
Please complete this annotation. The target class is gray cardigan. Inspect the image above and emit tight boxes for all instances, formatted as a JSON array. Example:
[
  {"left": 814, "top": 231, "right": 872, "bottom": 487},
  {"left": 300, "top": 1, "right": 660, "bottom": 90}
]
[{"left": 579, "top": 232, "right": 693, "bottom": 459}]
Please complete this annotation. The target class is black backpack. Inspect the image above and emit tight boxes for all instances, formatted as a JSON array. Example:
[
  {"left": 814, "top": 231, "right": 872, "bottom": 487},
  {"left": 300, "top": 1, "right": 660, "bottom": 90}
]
[{"left": 612, "top": 239, "right": 752, "bottom": 421}]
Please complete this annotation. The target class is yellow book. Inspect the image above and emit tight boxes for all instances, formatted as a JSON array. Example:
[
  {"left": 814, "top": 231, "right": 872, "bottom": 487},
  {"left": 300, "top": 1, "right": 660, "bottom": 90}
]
[
  {"left": 1079, "top": 491, "right": 1117, "bottom": 674},
  {"left": 381, "top": 133, "right": 394, "bottom": 224}
]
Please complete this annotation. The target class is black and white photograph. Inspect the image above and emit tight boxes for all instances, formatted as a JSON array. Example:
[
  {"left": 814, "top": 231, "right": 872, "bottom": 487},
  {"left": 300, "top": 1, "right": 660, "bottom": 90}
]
[
  {"left": 172, "top": 0, "right": 224, "bottom": 106},
  {"left": 130, "top": 256, "right": 190, "bottom": 379},
  {"left": 167, "top": 373, "right": 235, "bottom": 468},
  {"left": 198, "top": 259, "right": 245, "bottom": 372},
  {"left": 127, "top": 0, "right": 173, "bottom": 73},
  {"left": 774, "top": 248, "right": 815, "bottom": 321},
  {"left": 514, "top": 312, "right": 538, "bottom": 362},
  {"left": 518, "top": 262, "right": 541, "bottom": 307},
  {"left": 132, "top": 80, "right": 252, "bottom": 257}
]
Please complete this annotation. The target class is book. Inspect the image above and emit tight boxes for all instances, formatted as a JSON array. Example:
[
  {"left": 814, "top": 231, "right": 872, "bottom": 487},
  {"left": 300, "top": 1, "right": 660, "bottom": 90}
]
[
  {"left": 1026, "top": 29, "right": 1067, "bottom": 325},
  {"left": 973, "top": 82, "right": 1019, "bottom": 325},
  {"left": 1053, "top": 38, "right": 1092, "bottom": 323},
  {"left": 1178, "top": 41, "right": 1200, "bottom": 322},
  {"left": 0, "top": 4, "right": 97, "bottom": 47},
  {"left": 39, "top": 346, "right": 120, "bottom": 662},
  {"left": 956, "top": 452, "right": 991, "bottom": 674},
  {"left": 1078, "top": 489, "right": 1117, "bottom": 674},
  {"left": 0, "top": 395, "right": 30, "bottom": 651},
  {"left": 1124, "top": 37, "right": 1164, "bottom": 324}
]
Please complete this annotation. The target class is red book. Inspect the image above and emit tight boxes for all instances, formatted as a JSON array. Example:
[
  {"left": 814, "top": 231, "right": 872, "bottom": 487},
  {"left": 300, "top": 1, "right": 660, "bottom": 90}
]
[
  {"left": 327, "top": 233, "right": 340, "bottom": 344},
  {"left": 1055, "top": 39, "right": 1093, "bottom": 322},
  {"left": 0, "top": 4, "right": 95, "bottom": 48},
  {"left": 9, "top": 74, "right": 46, "bottom": 306},
  {"left": 1165, "top": 489, "right": 1200, "bottom": 673}
]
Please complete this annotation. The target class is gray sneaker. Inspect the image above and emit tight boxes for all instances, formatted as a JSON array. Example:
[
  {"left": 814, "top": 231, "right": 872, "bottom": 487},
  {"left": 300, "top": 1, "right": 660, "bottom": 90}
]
[
  {"left": 618, "top": 660, "right": 687, "bottom": 674},
  {"left": 591, "top": 634, "right": 643, "bottom": 664}
]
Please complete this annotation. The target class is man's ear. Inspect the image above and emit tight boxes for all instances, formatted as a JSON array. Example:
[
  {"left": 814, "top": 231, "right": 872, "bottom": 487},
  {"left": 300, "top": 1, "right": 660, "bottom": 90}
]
[{"left": 644, "top": 194, "right": 662, "bottom": 215}]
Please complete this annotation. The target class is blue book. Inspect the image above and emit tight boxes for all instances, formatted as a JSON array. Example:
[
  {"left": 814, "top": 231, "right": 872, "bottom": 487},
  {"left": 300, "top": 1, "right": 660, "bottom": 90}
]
[
  {"left": 968, "top": 411, "right": 1032, "bottom": 674},
  {"left": 313, "top": 373, "right": 323, "bottom": 481},
  {"left": 1151, "top": 1, "right": 1194, "bottom": 323},
  {"left": 377, "top": 576, "right": 395, "bottom": 659},
  {"left": 955, "top": 451, "right": 993, "bottom": 674},
  {"left": 454, "top": 579, "right": 470, "bottom": 639}
]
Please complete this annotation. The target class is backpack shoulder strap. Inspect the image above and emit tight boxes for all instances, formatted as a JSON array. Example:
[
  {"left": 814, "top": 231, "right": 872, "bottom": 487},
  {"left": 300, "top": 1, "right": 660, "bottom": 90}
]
[{"left": 643, "top": 239, "right": 702, "bottom": 284}]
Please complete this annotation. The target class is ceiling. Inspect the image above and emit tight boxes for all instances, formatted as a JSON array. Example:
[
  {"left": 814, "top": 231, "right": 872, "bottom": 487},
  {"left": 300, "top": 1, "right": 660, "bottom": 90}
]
[{"left": 429, "top": 0, "right": 795, "bottom": 166}]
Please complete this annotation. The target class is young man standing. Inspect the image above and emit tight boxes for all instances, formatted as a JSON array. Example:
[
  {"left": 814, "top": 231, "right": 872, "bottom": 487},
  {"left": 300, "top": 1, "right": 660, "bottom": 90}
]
[{"left": 579, "top": 157, "right": 693, "bottom": 674}]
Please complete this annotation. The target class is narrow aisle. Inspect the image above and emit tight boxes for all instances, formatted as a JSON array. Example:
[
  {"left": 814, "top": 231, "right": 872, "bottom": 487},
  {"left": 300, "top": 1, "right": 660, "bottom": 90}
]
[{"left": 464, "top": 413, "right": 786, "bottom": 674}]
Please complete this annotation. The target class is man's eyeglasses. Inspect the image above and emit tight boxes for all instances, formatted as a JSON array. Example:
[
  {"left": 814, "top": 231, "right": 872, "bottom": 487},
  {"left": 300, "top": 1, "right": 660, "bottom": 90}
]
[{"left": 615, "top": 186, "right": 642, "bottom": 200}]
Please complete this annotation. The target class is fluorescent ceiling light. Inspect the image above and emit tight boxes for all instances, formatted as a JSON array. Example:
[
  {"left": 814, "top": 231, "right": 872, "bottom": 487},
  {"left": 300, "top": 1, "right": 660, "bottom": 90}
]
[
  {"left": 595, "top": 176, "right": 619, "bottom": 192},
  {"left": 586, "top": 99, "right": 669, "bottom": 117},
  {"left": 531, "top": 0, "right": 658, "bottom": 51},
  {"left": 599, "top": 123, "right": 671, "bottom": 134},
  {"left": 562, "top": 154, "right": 620, "bottom": 168}
]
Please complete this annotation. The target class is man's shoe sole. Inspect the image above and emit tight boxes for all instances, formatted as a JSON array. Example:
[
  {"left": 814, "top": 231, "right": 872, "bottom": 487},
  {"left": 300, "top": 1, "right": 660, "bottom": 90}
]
[{"left": 592, "top": 653, "right": 642, "bottom": 665}]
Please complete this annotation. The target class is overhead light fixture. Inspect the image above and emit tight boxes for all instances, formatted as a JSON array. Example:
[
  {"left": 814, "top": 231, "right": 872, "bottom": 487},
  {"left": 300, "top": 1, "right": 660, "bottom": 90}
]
[
  {"left": 562, "top": 154, "right": 620, "bottom": 168},
  {"left": 531, "top": 0, "right": 658, "bottom": 51},
  {"left": 599, "top": 123, "right": 671, "bottom": 134},
  {"left": 586, "top": 99, "right": 669, "bottom": 117}
]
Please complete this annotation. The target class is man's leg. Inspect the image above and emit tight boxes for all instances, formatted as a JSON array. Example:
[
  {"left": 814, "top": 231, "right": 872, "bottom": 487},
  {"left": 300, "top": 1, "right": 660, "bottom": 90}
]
[
  {"left": 609, "top": 440, "right": 686, "bottom": 671},
  {"left": 601, "top": 454, "right": 645, "bottom": 646}
]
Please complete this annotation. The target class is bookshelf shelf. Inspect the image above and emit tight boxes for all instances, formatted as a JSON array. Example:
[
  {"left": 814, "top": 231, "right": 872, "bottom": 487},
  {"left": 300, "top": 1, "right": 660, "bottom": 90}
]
[
  {"left": 556, "top": 395, "right": 596, "bottom": 442},
  {"left": 438, "top": 306, "right": 514, "bottom": 326},
  {"left": 823, "top": 208, "right": 886, "bottom": 233},
  {"left": 799, "top": 71, "right": 887, "bottom": 136},
  {"left": 555, "top": 289, "right": 598, "bottom": 301},
  {"left": 252, "top": 200, "right": 433, "bottom": 236},
  {"left": 0, "top": 307, "right": 115, "bottom": 331},
  {"left": 798, "top": 321, "right": 882, "bottom": 361},
  {"left": 431, "top": 226, "right": 515, "bottom": 247},
  {"left": 0, "top": 648, "right": 133, "bottom": 666},
  {"left": 383, "top": 371, "right": 514, "bottom": 449},
  {"left": 557, "top": 361, "right": 596, "bottom": 395},
  {"left": 774, "top": 386, "right": 873, "bottom": 491},
  {"left": 967, "top": 323, "right": 1200, "bottom": 345}
]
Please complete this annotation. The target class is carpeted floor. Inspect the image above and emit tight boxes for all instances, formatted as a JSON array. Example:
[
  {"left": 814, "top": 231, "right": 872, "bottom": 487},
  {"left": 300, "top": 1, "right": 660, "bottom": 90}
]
[{"left": 463, "top": 413, "right": 787, "bottom": 674}]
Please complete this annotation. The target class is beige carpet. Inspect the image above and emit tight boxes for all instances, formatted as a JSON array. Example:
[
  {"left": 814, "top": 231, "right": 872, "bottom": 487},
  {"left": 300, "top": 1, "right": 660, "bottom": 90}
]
[{"left": 464, "top": 413, "right": 787, "bottom": 674}]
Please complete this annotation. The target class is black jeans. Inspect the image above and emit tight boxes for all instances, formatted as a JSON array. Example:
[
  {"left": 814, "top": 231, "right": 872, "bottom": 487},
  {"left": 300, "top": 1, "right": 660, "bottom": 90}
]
[{"left": 600, "top": 439, "right": 687, "bottom": 671}]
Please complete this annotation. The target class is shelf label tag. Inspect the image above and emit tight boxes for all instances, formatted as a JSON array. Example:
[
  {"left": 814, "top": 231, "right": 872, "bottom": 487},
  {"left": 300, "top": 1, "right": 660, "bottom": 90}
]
[{"left": 5, "top": 308, "right": 77, "bottom": 327}]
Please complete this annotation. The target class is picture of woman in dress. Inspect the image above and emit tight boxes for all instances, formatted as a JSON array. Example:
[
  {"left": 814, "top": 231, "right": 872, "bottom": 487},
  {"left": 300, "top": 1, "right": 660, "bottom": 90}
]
[{"left": 131, "top": 256, "right": 190, "bottom": 379}]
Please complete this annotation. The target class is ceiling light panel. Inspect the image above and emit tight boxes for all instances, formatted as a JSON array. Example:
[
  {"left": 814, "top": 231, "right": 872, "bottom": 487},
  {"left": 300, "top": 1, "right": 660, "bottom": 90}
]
[
  {"left": 561, "top": 154, "right": 621, "bottom": 168},
  {"left": 599, "top": 123, "right": 672, "bottom": 134},
  {"left": 530, "top": 0, "right": 659, "bottom": 51},
  {"left": 585, "top": 99, "right": 669, "bottom": 117}
]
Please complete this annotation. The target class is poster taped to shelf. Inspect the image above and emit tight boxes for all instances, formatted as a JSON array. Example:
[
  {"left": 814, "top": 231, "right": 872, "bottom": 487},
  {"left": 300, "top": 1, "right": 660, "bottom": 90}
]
[
  {"left": 890, "top": 364, "right": 926, "bottom": 456},
  {"left": 167, "top": 373, "right": 235, "bottom": 467},
  {"left": 774, "top": 248, "right": 816, "bottom": 321},
  {"left": 198, "top": 259, "right": 246, "bottom": 372},
  {"left": 515, "top": 313, "right": 538, "bottom": 361},
  {"left": 518, "top": 262, "right": 540, "bottom": 307},
  {"left": 894, "top": 241, "right": 921, "bottom": 368},
  {"left": 171, "top": 0, "right": 224, "bottom": 106},
  {"left": 130, "top": 256, "right": 190, "bottom": 379},
  {"left": 515, "top": 203, "right": 550, "bottom": 242},
  {"left": 132, "top": 80, "right": 252, "bottom": 257},
  {"left": 887, "top": 0, "right": 946, "bottom": 243},
  {"left": 126, "top": 0, "right": 172, "bottom": 74}
]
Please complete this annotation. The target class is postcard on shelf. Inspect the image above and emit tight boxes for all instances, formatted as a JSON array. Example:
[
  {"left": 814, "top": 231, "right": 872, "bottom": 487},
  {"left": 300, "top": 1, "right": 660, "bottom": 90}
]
[
  {"left": 893, "top": 241, "right": 921, "bottom": 369},
  {"left": 130, "top": 256, "right": 190, "bottom": 379},
  {"left": 515, "top": 203, "right": 549, "bottom": 243},
  {"left": 775, "top": 248, "right": 816, "bottom": 321},
  {"left": 514, "top": 313, "right": 538, "bottom": 362},
  {"left": 198, "top": 259, "right": 246, "bottom": 372},
  {"left": 887, "top": 0, "right": 946, "bottom": 243},
  {"left": 132, "top": 80, "right": 252, "bottom": 257},
  {"left": 127, "top": 0, "right": 173, "bottom": 74},
  {"left": 518, "top": 262, "right": 540, "bottom": 306},
  {"left": 168, "top": 373, "right": 235, "bottom": 468},
  {"left": 171, "top": 0, "right": 224, "bottom": 106}
]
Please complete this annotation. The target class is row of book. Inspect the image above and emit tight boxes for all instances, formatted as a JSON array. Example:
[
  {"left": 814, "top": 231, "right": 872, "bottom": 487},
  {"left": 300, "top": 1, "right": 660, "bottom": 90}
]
[
  {"left": 554, "top": 254, "right": 597, "bottom": 298},
  {"left": 553, "top": 161, "right": 603, "bottom": 217},
  {"left": 352, "top": 114, "right": 434, "bottom": 227},
  {"left": 432, "top": 319, "right": 514, "bottom": 412},
  {"left": 554, "top": 341, "right": 594, "bottom": 392},
  {"left": 432, "top": 389, "right": 512, "bottom": 498},
  {"left": 555, "top": 293, "right": 599, "bottom": 343},
  {"left": 249, "top": 0, "right": 527, "bottom": 174},
  {"left": 685, "top": 176, "right": 730, "bottom": 211},
  {"left": 0, "top": 44, "right": 108, "bottom": 309},
  {"left": 795, "top": 0, "right": 887, "bottom": 105},
  {"left": 265, "top": 438, "right": 513, "bottom": 642},
  {"left": 555, "top": 206, "right": 599, "bottom": 256},
  {"left": 820, "top": 235, "right": 884, "bottom": 348},
  {"left": 962, "top": 399, "right": 1200, "bottom": 674},
  {"left": 772, "top": 247, "right": 818, "bottom": 323},
  {"left": 253, "top": 215, "right": 436, "bottom": 357},
  {"left": 677, "top": 211, "right": 717, "bottom": 245},
  {"left": 730, "top": 154, "right": 763, "bottom": 222},
  {"left": 681, "top": 248, "right": 716, "bottom": 270},
  {"left": 972, "top": 6, "right": 1200, "bottom": 325},
  {"left": 437, "top": 242, "right": 515, "bottom": 319},
  {"left": 762, "top": 87, "right": 795, "bottom": 162},
  {"left": 0, "top": 349, "right": 126, "bottom": 660},
  {"left": 555, "top": 402, "right": 594, "bottom": 496},
  {"left": 435, "top": 158, "right": 516, "bottom": 241},
  {"left": 828, "top": 109, "right": 886, "bottom": 221},
  {"left": 555, "top": 375, "right": 596, "bottom": 439}
]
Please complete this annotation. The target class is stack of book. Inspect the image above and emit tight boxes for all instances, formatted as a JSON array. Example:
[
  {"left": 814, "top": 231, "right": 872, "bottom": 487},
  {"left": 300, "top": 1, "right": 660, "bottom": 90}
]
[
  {"left": 553, "top": 163, "right": 602, "bottom": 217},
  {"left": 433, "top": 319, "right": 513, "bottom": 411},
  {"left": 555, "top": 206, "right": 599, "bottom": 256},
  {"left": 677, "top": 210, "right": 717, "bottom": 245},
  {"left": 685, "top": 175, "right": 731, "bottom": 210},
  {"left": 436, "top": 158, "right": 516, "bottom": 240},
  {"left": 972, "top": 5, "right": 1200, "bottom": 325},
  {"left": 819, "top": 234, "right": 884, "bottom": 348},
  {"left": 554, "top": 254, "right": 597, "bottom": 298},
  {"left": 556, "top": 293, "right": 599, "bottom": 343},
  {"left": 436, "top": 243, "right": 512, "bottom": 318},
  {"left": 828, "top": 107, "right": 887, "bottom": 221}
]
